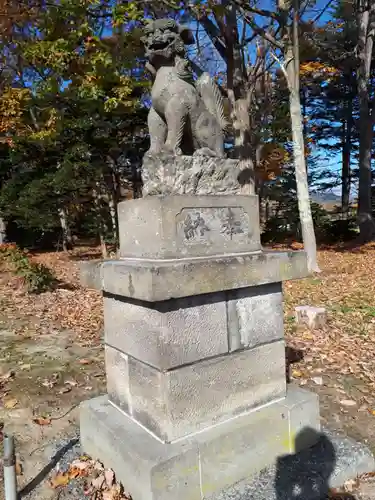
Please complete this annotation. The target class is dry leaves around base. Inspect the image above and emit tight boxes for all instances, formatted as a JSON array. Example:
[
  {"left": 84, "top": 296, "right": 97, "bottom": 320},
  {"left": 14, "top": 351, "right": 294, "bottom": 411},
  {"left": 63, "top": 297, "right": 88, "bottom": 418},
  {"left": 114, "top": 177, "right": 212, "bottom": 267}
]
[
  {"left": 0, "top": 247, "right": 104, "bottom": 343},
  {"left": 33, "top": 417, "right": 52, "bottom": 426},
  {"left": 49, "top": 458, "right": 132, "bottom": 499}
]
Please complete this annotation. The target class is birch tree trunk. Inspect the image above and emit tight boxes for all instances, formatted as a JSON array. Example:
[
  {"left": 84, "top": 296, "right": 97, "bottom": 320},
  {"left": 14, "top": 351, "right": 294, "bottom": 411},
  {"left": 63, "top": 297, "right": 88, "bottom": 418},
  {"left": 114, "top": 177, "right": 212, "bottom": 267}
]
[
  {"left": 108, "top": 191, "right": 118, "bottom": 243},
  {"left": 58, "top": 207, "right": 73, "bottom": 252},
  {"left": 356, "top": 0, "right": 375, "bottom": 240},
  {"left": 288, "top": 86, "right": 320, "bottom": 271},
  {"left": 92, "top": 187, "right": 108, "bottom": 259},
  {"left": 282, "top": 0, "right": 320, "bottom": 272},
  {"left": 0, "top": 217, "right": 6, "bottom": 244},
  {"left": 104, "top": 169, "right": 119, "bottom": 244}
]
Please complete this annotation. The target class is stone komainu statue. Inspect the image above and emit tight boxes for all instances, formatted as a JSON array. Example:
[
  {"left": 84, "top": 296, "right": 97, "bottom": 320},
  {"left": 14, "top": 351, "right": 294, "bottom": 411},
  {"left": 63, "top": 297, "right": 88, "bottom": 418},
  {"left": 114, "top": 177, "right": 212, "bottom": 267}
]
[{"left": 142, "top": 19, "right": 228, "bottom": 157}]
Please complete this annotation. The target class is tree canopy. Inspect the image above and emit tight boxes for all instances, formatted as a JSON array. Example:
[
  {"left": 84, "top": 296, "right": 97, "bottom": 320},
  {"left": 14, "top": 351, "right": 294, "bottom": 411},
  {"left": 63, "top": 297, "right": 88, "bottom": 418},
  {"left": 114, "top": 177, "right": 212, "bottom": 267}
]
[{"left": 0, "top": 0, "right": 374, "bottom": 253}]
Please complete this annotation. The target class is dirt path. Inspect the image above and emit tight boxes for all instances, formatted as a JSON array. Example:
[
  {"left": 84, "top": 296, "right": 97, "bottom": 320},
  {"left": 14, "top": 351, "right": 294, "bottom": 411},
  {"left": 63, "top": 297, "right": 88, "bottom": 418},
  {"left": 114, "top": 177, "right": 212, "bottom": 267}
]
[{"left": 0, "top": 326, "right": 105, "bottom": 500}]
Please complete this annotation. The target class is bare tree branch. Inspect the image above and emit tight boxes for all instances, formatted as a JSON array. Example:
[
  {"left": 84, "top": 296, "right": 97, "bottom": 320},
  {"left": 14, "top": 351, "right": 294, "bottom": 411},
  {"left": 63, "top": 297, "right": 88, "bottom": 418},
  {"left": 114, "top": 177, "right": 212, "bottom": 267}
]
[
  {"left": 199, "top": 16, "right": 227, "bottom": 60},
  {"left": 313, "top": 0, "right": 336, "bottom": 23},
  {"left": 232, "top": 0, "right": 282, "bottom": 22},
  {"left": 236, "top": 6, "right": 284, "bottom": 50}
]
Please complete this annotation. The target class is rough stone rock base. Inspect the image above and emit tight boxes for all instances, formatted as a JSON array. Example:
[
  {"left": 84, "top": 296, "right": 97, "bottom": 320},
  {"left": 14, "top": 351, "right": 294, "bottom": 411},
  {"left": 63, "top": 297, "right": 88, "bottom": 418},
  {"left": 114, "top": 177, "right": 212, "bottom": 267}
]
[
  {"left": 80, "top": 386, "right": 321, "bottom": 500},
  {"left": 141, "top": 153, "right": 249, "bottom": 196}
]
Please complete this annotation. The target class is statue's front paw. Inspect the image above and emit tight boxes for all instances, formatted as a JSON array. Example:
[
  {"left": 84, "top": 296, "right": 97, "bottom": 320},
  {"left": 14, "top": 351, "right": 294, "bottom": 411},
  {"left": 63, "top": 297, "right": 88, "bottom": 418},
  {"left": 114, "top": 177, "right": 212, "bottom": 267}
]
[
  {"left": 145, "top": 147, "right": 162, "bottom": 156},
  {"left": 161, "top": 144, "right": 183, "bottom": 156},
  {"left": 193, "top": 147, "right": 219, "bottom": 158}
]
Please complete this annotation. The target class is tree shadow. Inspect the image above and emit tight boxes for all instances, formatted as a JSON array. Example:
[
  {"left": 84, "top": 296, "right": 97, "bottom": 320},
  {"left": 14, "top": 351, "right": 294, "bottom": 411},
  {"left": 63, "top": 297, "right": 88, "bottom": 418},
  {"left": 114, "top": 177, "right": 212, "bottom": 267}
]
[
  {"left": 275, "top": 427, "right": 356, "bottom": 500},
  {"left": 18, "top": 437, "right": 79, "bottom": 498}
]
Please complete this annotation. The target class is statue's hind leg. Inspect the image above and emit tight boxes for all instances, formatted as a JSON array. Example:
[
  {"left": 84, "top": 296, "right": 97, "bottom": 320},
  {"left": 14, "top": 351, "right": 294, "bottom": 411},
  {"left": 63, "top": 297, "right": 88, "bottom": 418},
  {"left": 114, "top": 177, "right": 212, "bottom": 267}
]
[
  {"left": 163, "top": 98, "right": 188, "bottom": 155},
  {"left": 147, "top": 107, "right": 167, "bottom": 155}
]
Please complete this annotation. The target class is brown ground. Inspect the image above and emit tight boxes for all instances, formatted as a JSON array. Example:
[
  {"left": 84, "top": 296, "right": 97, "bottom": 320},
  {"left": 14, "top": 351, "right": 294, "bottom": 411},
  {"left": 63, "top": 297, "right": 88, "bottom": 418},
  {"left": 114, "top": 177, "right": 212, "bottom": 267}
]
[
  {"left": 284, "top": 244, "right": 375, "bottom": 455},
  {"left": 0, "top": 244, "right": 375, "bottom": 499}
]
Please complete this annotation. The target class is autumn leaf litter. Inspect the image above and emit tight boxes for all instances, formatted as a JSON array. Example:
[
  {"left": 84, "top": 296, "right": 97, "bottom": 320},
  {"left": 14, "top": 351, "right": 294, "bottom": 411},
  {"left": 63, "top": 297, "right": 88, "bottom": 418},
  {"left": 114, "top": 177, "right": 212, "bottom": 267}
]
[
  {"left": 0, "top": 247, "right": 103, "bottom": 344},
  {"left": 284, "top": 244, "right": 375, "bottom": 397},
  {"left": 1, "top": 244, "right": 375, "bottom": 497},
  {"left": 49, "top": 457, "right": 132, "bottom": 499}
]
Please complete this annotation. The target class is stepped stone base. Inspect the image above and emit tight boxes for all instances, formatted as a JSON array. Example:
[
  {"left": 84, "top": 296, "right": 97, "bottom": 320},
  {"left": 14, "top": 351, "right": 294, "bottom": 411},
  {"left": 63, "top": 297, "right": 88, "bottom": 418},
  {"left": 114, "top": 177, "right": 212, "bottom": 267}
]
[{"left": 80, "top": 386, "right": 320, "bottom": 500}]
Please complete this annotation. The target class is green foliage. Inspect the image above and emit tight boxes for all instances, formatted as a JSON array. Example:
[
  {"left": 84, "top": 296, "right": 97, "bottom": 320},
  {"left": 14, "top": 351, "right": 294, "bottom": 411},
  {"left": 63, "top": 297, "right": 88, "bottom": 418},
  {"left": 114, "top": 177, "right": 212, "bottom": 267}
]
[
  {"left": 0, "top": 243, "right": 56, "bottom": 292},
  {"left": 318, "top": 218, "right": 359, "bottom": 244},
  {"left": 262, "top": 200, "right": 327, "bottom": 243},
  {"left": 0, "top": 0, "right": 149, "bottom": 245},
  {"left": 262, "top": 202, "right": 358, "bottom": 245}
]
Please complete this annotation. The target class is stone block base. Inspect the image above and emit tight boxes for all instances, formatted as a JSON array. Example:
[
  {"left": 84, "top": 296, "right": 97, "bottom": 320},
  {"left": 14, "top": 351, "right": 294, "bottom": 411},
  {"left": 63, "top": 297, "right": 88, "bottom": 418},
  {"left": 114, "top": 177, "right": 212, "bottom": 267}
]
[
  {"left": 80, "top": 386, "right": 320, "bottom": 500},
  {"left": 106, "top": 341, "right": 286, "bottom": 442}
]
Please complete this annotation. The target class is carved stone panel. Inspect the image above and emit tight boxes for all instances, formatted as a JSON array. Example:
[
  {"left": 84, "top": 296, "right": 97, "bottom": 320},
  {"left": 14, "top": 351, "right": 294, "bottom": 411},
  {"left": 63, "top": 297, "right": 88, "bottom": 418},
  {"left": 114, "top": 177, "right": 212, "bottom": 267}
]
[
  {"left": 176, "top": 207, "right": 250, "bottom": 247},
  {"left": 118, "top": 195, "right": 261, "bottom": 259}
]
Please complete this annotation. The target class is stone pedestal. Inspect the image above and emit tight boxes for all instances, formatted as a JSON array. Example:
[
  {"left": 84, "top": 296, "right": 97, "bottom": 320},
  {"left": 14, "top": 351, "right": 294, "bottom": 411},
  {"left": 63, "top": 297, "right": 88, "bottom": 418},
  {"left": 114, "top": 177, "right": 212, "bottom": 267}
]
[{"left": 80, "top": 194, "right": 321, "bottom": 500}]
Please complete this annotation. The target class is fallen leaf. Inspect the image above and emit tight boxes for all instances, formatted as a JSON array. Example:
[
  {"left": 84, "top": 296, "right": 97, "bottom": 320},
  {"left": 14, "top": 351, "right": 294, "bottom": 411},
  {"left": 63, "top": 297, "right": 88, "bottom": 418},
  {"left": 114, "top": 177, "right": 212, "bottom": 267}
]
[
  {"left": 102, "top": 485, "right": 122, "bottom": 500},
  {"left": 339, "top": 399, "right": 357, "bottom": 407},
  {"left": 292, "top": 369, "right": 303, "bottom": 378},
  {"left": 105, "top": 468, "right": 115, "bottom": 488},
  {"left": 42, "top": 373, "right": 59, "bottom": 388},
  {"left": 343, "top": 478, "right": 358, "bottom": 492},
  {"left": 16, "top": 462, "right": 23, "bottom": 476},
  {"left": 360, "top": 471, "right": 375, "bottom": 479},
  {"left": 50, "top": 472, "right": 71, "bottom": 489},
  {"left": 1, "top": 370, "right": 15, "bottom": 381},
  {"left": 79, "top": 359, "right": 92, "bottom": 365},
  {"left": 68, "top": 467, "right": 81, "bottom": 479},
  {"left": 58, "top": 386, "right": 72, "bottom": 394},
  {"left": 102, "top": 491, "right": 115, "bottom": 500},
  {"left": 93, "top": 460, "right": 104, "bottom": 471},
  {"left": 65, "top": 379, "right": 78, "bottom": 387},
  {"left": 19, "top": 364, "right": 31, "bottom": 371},
  {"left": 70, "top": 459, "right": 92, "bottom": 474},
  {"left": 4, "top": 398, "right": 18, "bottom": 409},
  {"left": 33, "top": 417, "right": 52, "bottom": 426},
  {"left": 84, "top": 484, "right": 93, "bottom": 496},
  {"left": 368, "top": 409, "right": 375, "bottom": 416},
  {"left": 91, "top": 473, "right": 105, "bottom": 489},
  {"left": 311, "top": 376, "right": 323, "bottom": 386},
  {"left": 302, "top": 332, "right": 314, "bottom": 340},
  {"left": 42, "top": 380, "right": 55, "bottom": 389}
]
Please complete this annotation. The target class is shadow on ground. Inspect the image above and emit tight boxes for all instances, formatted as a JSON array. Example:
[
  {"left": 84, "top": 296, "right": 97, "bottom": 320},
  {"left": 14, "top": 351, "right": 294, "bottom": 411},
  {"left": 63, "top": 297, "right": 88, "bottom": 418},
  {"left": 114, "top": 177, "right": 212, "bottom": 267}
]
[
  {"left": 19, "top": 438, "right": 79, "bottom": 498},
  {"left": 17, "top": 426, "right": 369, "bottom": 500},
  {"left": 275, "top": 428, "right": 355, "bottom": 500}
]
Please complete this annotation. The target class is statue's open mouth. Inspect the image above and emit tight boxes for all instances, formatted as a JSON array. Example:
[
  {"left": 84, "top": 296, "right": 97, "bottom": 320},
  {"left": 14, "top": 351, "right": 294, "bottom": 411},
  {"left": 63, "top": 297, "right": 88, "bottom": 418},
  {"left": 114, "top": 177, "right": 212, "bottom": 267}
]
[
  {"left": 147, "top": 38, "right": 174, "bottom": 53},
  {"left": 149, "top": 40, "right": 169, "bottom": 50}
]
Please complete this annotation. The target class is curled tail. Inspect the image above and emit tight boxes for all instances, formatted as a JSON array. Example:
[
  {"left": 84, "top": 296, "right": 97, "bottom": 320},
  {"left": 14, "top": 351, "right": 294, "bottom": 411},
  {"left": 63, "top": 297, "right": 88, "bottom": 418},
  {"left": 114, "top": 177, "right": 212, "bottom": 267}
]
[{"left": 196, "top": 73, "right": 229, "bottom": 131}]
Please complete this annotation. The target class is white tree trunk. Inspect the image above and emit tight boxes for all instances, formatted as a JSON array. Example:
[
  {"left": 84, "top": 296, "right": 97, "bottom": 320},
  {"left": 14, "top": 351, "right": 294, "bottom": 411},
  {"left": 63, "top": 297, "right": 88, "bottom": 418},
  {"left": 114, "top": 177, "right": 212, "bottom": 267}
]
[
  {"left": 108, "top": 192, "right": 118, "bottom": 243},
  {"left": 283, "top": 0, "right": 320, "bottom": 273},
  {"left": 92, "top": 187, "right": 108, "bottom": 259},
  {"left": 0, "top": 217, "right": 6, "bottom": 244},
  {"left": 289, "top": 86, "right": 320, "bottom": 272},
  {"left": 58, "top": 207, "right": 73, "bottom": 252}
]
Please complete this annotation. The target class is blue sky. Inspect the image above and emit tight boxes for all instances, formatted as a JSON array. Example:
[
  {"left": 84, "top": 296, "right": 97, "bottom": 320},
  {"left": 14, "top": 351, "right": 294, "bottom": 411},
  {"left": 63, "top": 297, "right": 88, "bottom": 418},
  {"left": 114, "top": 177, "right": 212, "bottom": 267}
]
[
  {"left": 185, "top": 0, "right": 344, "bottom": 193},
  {"left": 30, "top": 0, "right": 345, "bottom": 195}
]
